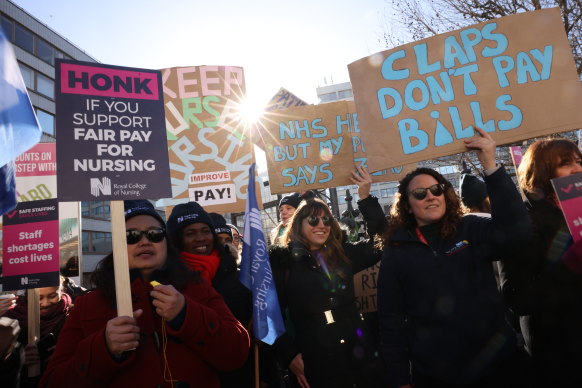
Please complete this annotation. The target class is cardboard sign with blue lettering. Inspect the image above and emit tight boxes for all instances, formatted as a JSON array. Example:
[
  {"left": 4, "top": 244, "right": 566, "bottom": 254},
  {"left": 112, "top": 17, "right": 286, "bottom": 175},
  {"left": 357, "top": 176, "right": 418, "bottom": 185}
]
[
  {"left": 55, "top": 60, "right": 171, "bottom": 201},
  {"left": 348, "top": 8, "right": 582, "bottom": 170},
  {"left": 261, "top": 100, "right": 415, "bottom": 194}
]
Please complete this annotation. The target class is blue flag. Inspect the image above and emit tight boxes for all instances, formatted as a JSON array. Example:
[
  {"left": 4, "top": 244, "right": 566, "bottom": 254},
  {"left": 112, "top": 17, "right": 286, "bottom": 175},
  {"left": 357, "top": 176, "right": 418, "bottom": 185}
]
[
  {"left": 0, "top": 161, "right": 16, "bottom": 215},
  {"left": 240, "top": 163, "right": 285, "bottom": 345},
  {"left": 0, "top": 28, "right": 42, "bottom": 214}
]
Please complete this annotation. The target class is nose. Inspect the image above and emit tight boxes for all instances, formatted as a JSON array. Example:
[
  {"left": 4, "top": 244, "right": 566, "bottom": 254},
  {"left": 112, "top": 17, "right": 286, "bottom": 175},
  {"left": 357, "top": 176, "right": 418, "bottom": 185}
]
[
  {"left": 424, "top": 190, "right": 437, "bottom": 200},
  {"left": 573, "top": 163, "right": 582, "bottom": 173}
]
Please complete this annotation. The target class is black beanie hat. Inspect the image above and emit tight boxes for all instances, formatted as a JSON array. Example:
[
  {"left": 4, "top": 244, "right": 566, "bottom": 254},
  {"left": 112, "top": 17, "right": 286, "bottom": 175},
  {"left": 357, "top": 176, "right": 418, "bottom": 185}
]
[
  {"left": 279, "top": 193, "right": 301, "bottom": 209},
  {"left": 124, "top": 200, "right": 165, "bottom": 226},
  {"left": 459, "top": 173, "right": 488, "bottom": 208},
  {"left": 209, "top": 213, "right": 233, "bottom": 239},
  {"left": 167, "top": 201, "right": 214, "bottom": 237}
]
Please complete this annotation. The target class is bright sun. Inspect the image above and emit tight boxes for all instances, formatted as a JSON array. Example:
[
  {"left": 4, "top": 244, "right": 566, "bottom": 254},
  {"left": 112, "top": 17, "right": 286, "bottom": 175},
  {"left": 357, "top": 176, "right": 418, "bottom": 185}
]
[{"left": 237, "top": 96, "right": 266, "bottom": 127}]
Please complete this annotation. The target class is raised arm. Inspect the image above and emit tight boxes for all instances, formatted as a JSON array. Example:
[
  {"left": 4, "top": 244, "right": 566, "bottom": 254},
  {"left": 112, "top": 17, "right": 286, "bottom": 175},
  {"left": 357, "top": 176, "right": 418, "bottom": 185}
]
[{"left": 351, "top": 164, "right": 388, "bottom": 237}]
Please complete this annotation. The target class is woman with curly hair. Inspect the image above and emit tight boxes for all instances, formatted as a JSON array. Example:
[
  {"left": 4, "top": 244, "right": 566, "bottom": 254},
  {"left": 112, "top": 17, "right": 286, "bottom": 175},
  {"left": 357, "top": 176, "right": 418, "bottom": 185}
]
[
  {"left": 377, "top": 128, "right": 531, "bottom": 388},
  {"left": 269, "top": 166, "right": 386, "bottom": 388},
  {"left": 498, "top": 138, "right": 582, "bottom": 387}
]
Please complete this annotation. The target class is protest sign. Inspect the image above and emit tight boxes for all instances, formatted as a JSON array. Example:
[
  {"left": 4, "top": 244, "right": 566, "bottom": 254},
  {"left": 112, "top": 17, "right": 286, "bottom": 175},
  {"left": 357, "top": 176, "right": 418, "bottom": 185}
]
[
  {"left": 349, "top": 8, "right": 582, "bottom": 171},
  {"left": 160, "top": 65, "right": 260, "bottom": 212},
  {"left": 354, "top": 262, "right": 380, "bottom": 313},
  {"left": 265, "top": 87, "right": 308, "bottom": 112},
  {"left": 509, "top": 145, "right": 524, "bottom": 168},
  {"left": 55, "top": 59, "right": 171, "bottom": 201},
  {"left": 12, "top": 143, "right": 82, "bottom": 279},
  {"left": 551, "top": 172, "right": 582, "bottom": 242},
  {"left": 261, "top": 100, "right": 415, "bottom": 193},
  {"left": 1, "top": 199, "right": 59, "bottom": 290},
  {"left": 15, "top": 143, "right": 56, "bottom": 202}
]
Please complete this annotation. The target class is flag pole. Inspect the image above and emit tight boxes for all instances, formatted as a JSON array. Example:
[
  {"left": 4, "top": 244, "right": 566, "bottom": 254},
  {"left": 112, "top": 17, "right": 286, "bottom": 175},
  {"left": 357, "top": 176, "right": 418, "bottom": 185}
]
[{"left": 254, "top": 342, "right": 260, "bottom": 388}]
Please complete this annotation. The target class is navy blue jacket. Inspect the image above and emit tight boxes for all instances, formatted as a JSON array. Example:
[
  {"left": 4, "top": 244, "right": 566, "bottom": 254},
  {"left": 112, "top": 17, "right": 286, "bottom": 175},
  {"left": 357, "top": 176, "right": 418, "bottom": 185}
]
[{"left": 378, "top": 167, "right": 531, "bottom": 387}]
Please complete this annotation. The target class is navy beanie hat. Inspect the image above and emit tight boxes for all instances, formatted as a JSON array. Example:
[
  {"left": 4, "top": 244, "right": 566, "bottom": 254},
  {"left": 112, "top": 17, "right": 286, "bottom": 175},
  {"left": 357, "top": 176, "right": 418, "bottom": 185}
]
[
  {"left": 459, "top": 173, "right": 488, "bottom": 208},
  {"left": 227, "top": 223, "right": 240, "bottom": 236},
  {"left": 124, "top": 200, "right": 165, "bottom": 226},
  {"left": 167, "top": 201, "right": 214, "bottom": 236},
  {"left": 209, "top": 213, "right": 233, "bottom": 239},
  {"left": 279, "top": 193, "right": 301, "bottom": 209}
]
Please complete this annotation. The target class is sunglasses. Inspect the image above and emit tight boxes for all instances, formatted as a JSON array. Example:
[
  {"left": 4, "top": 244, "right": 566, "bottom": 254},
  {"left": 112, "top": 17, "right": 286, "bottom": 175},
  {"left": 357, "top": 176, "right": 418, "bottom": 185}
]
[
  {"left": 306, "top": 215, "right": 332, "bottom": 227},
  {"left": 408, "top": 183, "right": 446, "bottom": 200},
  {"left": 126, "top": 228, "right": 166, "bottom": 245}
]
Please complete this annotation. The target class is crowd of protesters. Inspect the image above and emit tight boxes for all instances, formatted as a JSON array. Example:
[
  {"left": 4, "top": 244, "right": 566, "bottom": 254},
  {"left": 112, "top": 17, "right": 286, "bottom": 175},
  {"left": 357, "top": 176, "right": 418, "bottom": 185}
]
[{"left": 1, "top": 133, "right": 582, "bottom": 388}]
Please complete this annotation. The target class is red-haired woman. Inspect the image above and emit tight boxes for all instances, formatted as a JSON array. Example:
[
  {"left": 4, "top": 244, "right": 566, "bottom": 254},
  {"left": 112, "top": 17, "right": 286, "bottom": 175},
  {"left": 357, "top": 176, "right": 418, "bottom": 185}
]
[{"left": 499, "top": 138, "right": 582, "bottom": 387}]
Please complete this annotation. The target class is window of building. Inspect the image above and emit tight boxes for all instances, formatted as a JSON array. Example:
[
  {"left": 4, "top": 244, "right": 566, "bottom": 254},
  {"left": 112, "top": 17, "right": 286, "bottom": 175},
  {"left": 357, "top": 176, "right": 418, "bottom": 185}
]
[
  {"left": 54, "top": 50, "right": 67, "bottom": 61},
  {"left": 338, "top": 89, "right": 353, "bottom": 99},
  {"left": 14, "top": 24, "right": 33, "bottom": 53},
  {"left": 319, "top": 92, "right": 336, "bottom": 103},
  {"left": 381, "top": 187, "right": 398, "bottom": 197},
  {"left": 36, "top": 73, "right": 54, "bottom": 99},
  {"left": 36, "top": 109, "right": 55, "bottom": 136},
  {"left": 82, "top": 201, "right": 111, "bottom": 219},
  {"left": 81, "top": 231, "right": 90, "bottom": 252},
  {"left": 18, "top": 63, "right": 34, "bottom": 90},
  {"left": 1, "top": 16, "right": 13, "bottom": 40},
  {"left": 82, "top": 231, "right": 113, "bottom": 253},
  {"left": 92, "top": 232, "right": 112, "bottom": 252},
  {"left": 36, "top": 38, "right": 54, "bottom": 65},
  {"left": 437, "top": 165, "right": 459, "bottom": 175}
]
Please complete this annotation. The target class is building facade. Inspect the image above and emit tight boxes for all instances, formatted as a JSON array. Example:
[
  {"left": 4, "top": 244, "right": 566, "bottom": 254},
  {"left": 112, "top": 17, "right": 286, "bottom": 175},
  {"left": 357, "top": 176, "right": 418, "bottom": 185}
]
[{"left": 1, "top": 0, "right": 116, "bottom": 283}]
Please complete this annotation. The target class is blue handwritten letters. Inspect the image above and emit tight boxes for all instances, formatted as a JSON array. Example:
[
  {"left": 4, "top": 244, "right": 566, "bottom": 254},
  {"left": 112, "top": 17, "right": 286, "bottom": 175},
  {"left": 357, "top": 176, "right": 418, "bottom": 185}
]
[{"left": 349, "top": 9, "right": 582, "bottom": 170}]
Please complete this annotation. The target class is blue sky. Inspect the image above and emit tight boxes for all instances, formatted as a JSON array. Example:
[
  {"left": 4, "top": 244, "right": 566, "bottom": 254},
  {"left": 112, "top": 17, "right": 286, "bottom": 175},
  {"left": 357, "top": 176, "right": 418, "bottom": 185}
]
[{"left": 12, "top": 0, "right": 389, "bottom": 108}]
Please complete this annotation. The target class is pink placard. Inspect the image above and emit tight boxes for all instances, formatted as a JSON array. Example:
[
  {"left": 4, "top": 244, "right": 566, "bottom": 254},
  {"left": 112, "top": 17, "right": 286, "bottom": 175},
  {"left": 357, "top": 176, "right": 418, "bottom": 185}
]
[
  {"left": 552, "top": 172, "right": 582, "bottom": 242},
  {"left": 2, "top": 220, "right": 60, "bottom": 276},
  {"left": 15, "top": 143, "right": 56, "bottom": 177},
  {"left": 60, "top": 62, "right": 159, "bottom": 100}
]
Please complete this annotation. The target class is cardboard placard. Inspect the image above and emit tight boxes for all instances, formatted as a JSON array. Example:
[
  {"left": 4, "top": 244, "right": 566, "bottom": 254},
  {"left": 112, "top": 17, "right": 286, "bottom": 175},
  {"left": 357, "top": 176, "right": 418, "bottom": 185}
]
[
  {"left": 261, "top": 100, "right": 416, "bottom": 194},
  {"left": 55, "top": 59, "right": 171, "bottom": 201},
  {"left": 1, "top": 199, "right": 59, "bottom": 290},
  {"left": 354, "top": 262, "right": 380, "bottom": 313},
  {"left": 265, "top": 87, "right": 308, "bottom": 112},
  {"left": 160, "top": 66, "right": 260, "bottom": 212},
  {"left": 13, "top": 143, "right": 82, "bottom": 279},
  {"left": 348, "top": 8, "right": 582, "bottom": 171},
  {"left": 551, "top": 172, "right": 582, "bottom": 242}
]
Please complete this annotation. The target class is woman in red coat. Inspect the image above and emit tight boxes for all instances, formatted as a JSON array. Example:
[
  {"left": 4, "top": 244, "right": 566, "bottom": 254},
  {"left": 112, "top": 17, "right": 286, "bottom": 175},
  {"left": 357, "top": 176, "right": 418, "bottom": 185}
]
[{"left": 40, "top": 200, "right": 250, "bottom": 387}]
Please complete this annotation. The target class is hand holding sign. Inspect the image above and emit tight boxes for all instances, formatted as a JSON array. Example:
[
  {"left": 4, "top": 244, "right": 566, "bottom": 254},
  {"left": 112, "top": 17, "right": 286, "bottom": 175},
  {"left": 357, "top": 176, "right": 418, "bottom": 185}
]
[
  {"left": 464, "top": 127, "right": 497, "bottom": 170},
  {"left": 105, "top": 309, "right": 143, "bottom": 357},
  {"left": 350, "top": 165, "right": 373, "bottom": 200}
]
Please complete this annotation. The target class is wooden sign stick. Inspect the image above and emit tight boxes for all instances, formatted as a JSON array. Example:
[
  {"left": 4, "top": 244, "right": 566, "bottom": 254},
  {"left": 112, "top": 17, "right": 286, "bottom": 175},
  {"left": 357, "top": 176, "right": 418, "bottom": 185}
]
[
  {"left": 110, "top": 200, "right": 133, "bottom": 317},
  {"left": 27, "top": 288, "right": 40, "bottom": 377}
]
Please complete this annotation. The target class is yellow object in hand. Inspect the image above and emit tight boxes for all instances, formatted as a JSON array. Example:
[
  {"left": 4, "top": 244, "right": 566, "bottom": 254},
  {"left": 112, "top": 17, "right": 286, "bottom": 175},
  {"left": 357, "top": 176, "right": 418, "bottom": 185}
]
[{"left": 150, "top": 280, "right": 161, "bottom": 287}]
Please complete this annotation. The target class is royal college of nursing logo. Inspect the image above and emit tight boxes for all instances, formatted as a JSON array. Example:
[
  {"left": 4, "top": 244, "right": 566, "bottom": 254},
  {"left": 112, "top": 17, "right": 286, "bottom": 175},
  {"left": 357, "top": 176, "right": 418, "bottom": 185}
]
[{"left": 90, "top": 177, "right": 111, "bottom": 197}]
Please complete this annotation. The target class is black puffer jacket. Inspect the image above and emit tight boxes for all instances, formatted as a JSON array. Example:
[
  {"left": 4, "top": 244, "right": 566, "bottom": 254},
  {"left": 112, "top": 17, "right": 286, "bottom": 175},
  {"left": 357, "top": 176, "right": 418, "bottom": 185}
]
[
  {"left": 379, "top": 167, "right": 531, "bottom": 387},
  {"left": 498, "top": 196, "right": 582, "bottom": 387},
  {"left": 268, "top": 196, "right": 386, "bottom": 388},
  {"left": 211, "top": 245, "right": 251, "bottom": 326}
]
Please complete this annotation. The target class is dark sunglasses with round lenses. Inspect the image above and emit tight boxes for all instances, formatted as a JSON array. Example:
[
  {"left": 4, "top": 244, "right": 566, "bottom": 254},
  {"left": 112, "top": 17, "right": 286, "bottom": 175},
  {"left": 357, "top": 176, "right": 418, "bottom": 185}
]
[
  {"left": 409, "top": 183, "right": 446, "bottom": 200},
  {"left": 306, "top": 215, "right": 332, "bottom": 227},
  {"left": 126, "top": 227, "right": 166, "bottom": 245}
]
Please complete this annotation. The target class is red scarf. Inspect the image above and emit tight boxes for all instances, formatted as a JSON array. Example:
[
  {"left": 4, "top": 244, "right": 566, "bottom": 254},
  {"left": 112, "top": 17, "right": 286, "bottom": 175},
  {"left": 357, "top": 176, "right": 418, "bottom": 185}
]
[
  {"left": 6, "top": 292, "right": 72, "bottom": 340},
  {"left": 181, "top": 250, "right": 221, "bottom": 281}
]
